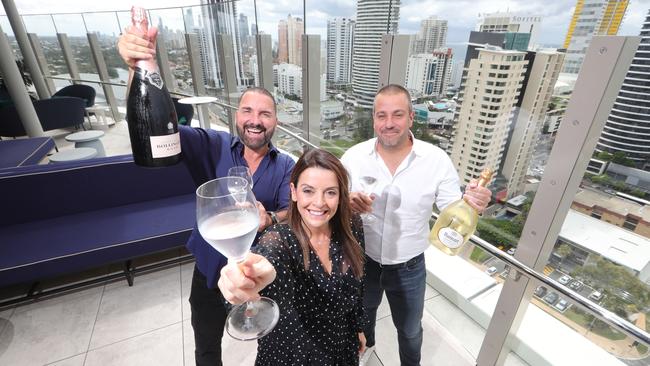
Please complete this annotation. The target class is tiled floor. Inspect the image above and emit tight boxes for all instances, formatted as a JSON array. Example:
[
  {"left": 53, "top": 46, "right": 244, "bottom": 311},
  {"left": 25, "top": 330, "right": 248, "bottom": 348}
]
[{"left": 0, "top": 258, "right": 489, "bottom": 366}]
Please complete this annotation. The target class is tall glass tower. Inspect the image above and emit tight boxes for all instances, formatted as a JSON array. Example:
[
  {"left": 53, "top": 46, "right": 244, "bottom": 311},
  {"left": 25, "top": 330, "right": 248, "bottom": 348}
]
[
  {"left": 596, "top": 10, "right": 650, "bottom": 170},
  {"left": 562, "top": 0, "right": 629, "bottom": 74},
  {"left": 351, "top": 0, "right": 400, "bottom": 109}
]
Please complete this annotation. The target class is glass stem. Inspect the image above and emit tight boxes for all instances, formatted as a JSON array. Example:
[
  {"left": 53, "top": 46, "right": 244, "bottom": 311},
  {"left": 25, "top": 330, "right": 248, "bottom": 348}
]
[{"left": 244, "top": 301, "right": 258, "bottom": 318}]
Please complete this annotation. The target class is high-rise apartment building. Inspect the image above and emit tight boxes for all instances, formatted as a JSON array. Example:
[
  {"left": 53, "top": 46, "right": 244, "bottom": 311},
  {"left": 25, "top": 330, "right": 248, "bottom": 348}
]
[
  {"left": 562, "top": 0, "right": 628, "bottom": 74},
  {"left": 405, "top": 48, "right": 453, "bottom": 97},
  {"left": 596, "top": 10, "right": 650, "bottom": 169},
  {"left": 326, "top": 17, "right": 355, "bottom": 85},
  {"left": 287, "top": 16, "right": 303, "bottom": 66},
  {"left": 449, "top": 47, "right": 528, "bottom": 185},
  {"left": 351, "top": 0, "right": 400, "bottom": 109},
  {"left": 274, "top": 64, "right": 327, "bottom": 102},
  {"left": 275, "top": 63, "right": 302, "bottom": 97},
  {"left": 277, "top": 15, "right": 304, "bottom": 66},
  {"left": 277, "top": 20, "right": 288, "bottom": 64},
  {"left": 450, "top": 60, "right": 464, "bottom": 89},
  {"left": 411, "top": 16, "right": 447, "bottom": 54},
  {"left": 238, "top": 13, "right": 249, "bottom": 47},
  {"left": 476, "top": 12, "right": 542, "bottom": 50},
  {"left": 501, "top": 51, "right": 565, "bottom": 196},
  {"left": 200, "top": 0, "right": 245, "bottom": 87}
]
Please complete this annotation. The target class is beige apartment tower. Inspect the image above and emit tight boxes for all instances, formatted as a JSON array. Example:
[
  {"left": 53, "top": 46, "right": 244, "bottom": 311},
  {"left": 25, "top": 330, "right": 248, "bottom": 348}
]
[
  {"left": 501, "top": 51, "right": 565, "bottom": 197},
  {"left": 277, "top": 15, "right": 303, "bottom": 66},
  {"left": 450, "top": 47, "right": 528, "bottom": 185}
]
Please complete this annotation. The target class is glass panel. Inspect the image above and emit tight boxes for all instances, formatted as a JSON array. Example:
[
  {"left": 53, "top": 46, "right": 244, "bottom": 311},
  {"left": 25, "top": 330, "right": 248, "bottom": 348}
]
[
  {"left": 80, "top": 12, "right": 128, "bottom": 108},
  {"left": 0, "top": 15, "right": 22, "bottom": 61},
  {"left": 51, "top": 14, "right": 98, "bottom": 77},
  {"left": 235, "top": 0, "right": 257, "bottom": 89},
  {"left": 305, "top": 1, "right": 354, "bottom": 157},
  {"left": 259, "top": 0, "right": 305, "bottom": 156},
  {"left": 20, "top": 15, "right": 66, "bottom": 78},
  {"left": 538, "top": 17, "right": 650, "bottom": 358}
]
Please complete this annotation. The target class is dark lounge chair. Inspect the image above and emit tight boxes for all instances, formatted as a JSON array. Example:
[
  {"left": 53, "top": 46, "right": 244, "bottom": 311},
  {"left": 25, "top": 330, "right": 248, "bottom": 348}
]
[{"left": 0, "top": 96, "right": 87, "bottom": 138}]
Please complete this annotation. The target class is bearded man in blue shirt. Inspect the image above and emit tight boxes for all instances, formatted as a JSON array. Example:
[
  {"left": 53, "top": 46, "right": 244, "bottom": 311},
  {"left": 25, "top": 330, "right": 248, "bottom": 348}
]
[{"left": 118, "top": 27, "right": 294, "bottom": 366}]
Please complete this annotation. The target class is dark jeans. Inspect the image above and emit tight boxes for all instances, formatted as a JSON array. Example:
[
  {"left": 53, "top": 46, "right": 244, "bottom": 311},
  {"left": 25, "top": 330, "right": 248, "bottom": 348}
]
[
  {"left": 363, "top": 253, "right": 426, "bottom": 366},
  {"left": 189, "top": 266, "right": 227, "bottom": 366}
]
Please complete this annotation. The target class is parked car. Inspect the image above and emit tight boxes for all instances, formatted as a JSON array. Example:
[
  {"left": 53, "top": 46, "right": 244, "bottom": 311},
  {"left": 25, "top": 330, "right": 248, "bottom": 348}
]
[
  {"left": 558, "top": 275, "right": 571, "bottom": 285},
  {"left": 569, "top": 280, "right": 583, "bottom": 291},
  {"left": 554, "top": 299, "right": 569, "bottom": 312},
  {"left": 534, "top": 286, "right": 547, "bottom": 298},
  {"left": 486, "top": 266, "right": 498, "bottom": 276},
  {"left": 543, "top": 292, "right": 559, "bottom": 305},
  {"left": 507, "top": 247, "right": 516, "bottom": 255},
  {"left": 589, "top": 290, "right": 603, "bottom": 301}
]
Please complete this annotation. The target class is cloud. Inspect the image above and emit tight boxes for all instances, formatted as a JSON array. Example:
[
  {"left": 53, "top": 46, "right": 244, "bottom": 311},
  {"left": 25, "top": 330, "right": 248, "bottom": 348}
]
[{"left": 3, "top": 0, "right": 646, "bottom": 44}]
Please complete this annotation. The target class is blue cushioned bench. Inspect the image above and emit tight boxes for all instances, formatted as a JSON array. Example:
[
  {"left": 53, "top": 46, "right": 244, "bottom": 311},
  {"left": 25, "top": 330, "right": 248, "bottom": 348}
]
[
  {"left": 0, "top": 137, "right": 56, "bottom": 168},
  {"left": 0, "top": 155, "right": 196, "bottom": 300}
]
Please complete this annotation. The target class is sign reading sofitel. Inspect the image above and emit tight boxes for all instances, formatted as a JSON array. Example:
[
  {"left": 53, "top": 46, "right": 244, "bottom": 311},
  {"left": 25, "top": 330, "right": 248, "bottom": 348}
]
[{"left": 511, "top": 16, "right": 541, "bottom": 23}]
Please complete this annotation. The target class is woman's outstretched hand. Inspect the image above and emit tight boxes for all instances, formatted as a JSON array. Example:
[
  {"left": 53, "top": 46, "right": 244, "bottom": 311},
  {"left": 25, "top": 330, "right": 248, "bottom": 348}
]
[{"left": 218, "top": 253, "right": 276, "bottom": 305}]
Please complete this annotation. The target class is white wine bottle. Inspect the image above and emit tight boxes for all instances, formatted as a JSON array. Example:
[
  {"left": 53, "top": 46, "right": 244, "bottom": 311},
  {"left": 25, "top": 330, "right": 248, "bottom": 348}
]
[{"left": 429, "top": 169, "right": 493, "bottom": 255}]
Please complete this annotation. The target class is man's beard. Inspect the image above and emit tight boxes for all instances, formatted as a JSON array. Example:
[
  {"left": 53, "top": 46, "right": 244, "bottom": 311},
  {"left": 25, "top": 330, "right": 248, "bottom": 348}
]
[{"left": 237, "top": 123, "right": 274, "bottom": 150}]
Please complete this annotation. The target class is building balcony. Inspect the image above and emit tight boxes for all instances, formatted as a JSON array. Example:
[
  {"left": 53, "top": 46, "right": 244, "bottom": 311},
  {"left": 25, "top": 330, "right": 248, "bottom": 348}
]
[{"left": 0, "top": 3, "right": 648, "bottom": 366}]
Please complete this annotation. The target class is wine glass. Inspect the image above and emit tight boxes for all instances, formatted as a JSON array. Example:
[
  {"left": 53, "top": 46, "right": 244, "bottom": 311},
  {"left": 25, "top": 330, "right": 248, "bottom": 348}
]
[
  {"left": 358, "top": 175, "right": 378, "bottom": 223},
  {"left": 196, "top": 177, "right": 280, "bottom": 340},
  {"left": 228, "top": 166, "right": 253, "bottom": 189}
]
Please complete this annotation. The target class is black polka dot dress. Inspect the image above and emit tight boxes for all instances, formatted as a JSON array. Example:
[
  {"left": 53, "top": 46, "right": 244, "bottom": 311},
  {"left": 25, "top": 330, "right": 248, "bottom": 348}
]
[{"left": 252, "top": 217, "right": 365, "bottom": 366}]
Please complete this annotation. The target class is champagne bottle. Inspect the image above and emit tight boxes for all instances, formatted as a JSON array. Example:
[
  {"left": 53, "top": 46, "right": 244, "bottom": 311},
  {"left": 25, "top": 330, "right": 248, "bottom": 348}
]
[
  {"left": 429, "top": 169, "right": 493, "bottom": 255},
  {"left": 126, "top": 6, "right": 181, "bottom": 167}
]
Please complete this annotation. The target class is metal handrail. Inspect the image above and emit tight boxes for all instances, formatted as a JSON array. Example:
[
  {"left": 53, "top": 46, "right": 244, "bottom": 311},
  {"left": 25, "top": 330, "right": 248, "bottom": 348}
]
[
  {"left": 453, "top": 213, "right": 650, "bottom": 346},
  {"left": 47, "top": 75, "right": 127, "bottom": 88}
]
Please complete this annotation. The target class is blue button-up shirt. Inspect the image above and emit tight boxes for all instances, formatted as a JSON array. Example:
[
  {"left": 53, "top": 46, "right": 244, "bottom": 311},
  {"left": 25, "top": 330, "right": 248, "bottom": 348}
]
[{"left": 179, "top": 125, "right": 295, "bottom": 288}]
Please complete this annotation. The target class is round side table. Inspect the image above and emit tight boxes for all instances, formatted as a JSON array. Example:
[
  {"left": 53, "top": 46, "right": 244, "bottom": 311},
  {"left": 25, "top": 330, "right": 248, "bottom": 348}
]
[
  {"left": 178, "top": 96, "right": 218, "bottom": 129},
  {"left": 49, "top": 147, "right": 97, "bottom": 163},
  {"left": 65, "top": 130, "right": 106, "bottom": 157}
]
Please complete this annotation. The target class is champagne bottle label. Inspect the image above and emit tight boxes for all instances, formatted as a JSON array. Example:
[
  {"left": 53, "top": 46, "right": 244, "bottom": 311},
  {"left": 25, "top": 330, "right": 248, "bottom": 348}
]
[
  {"left": 150, "top": 132, "right": 181, "bottom": 158},
  {"left": 437, "top": 228, "right": 464, "bottom": 249},
  {"left": 144, "top": 70, "right": 164, "bottom": 90}
]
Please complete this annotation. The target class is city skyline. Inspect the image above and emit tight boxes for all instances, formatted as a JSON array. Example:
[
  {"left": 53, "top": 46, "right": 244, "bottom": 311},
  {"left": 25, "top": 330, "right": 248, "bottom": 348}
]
[{"left": 2, "top": 0, "right": 647, "bottom": 50}]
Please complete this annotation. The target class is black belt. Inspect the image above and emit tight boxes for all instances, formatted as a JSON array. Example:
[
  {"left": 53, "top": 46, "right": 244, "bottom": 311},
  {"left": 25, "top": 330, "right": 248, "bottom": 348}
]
[{"left": 373, "top": 253, "right": 424, "bottom": 269}]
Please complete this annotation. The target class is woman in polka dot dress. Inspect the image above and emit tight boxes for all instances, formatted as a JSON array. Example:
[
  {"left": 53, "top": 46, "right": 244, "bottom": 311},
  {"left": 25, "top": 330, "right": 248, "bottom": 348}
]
[{"left": 219, "top": 149, "right": 366, "bottom": 365}]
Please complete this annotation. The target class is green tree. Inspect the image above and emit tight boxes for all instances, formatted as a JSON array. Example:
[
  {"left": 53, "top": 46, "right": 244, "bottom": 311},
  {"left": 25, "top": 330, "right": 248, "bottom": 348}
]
[
  {"left": 107, "top": 67, "right": 118, "bottom": 78},
  {"left": 630, "top": 189, "right": 646, "bottom": 199},
  {"left": 596, "top": 151, "right": 613, "bottom": 161},
  {"left": 609, "top": 151, "right": 635, "bottom": 167},
  {"left": 351, "top": 108, "right": 373, "bottom": 142},
  {"left": 411, "top": 122, "right": 440, "bottom": 147},
  {"left": 476, "top": 219, "right": 519, "bottom": 248},
  {"left": 591, "top": 174, "right": 612, "bottom": 186},
  {"left": 556, "top": 243, "right": 572, "bottom": 258},
  {"left": 572, "top": 258, "right": 650, "bottom": 316}
]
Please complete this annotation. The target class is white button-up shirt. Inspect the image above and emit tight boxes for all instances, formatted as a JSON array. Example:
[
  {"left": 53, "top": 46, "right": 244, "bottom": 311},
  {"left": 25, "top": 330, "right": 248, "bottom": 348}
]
[{"left": 341, "top": 137, "right": 461, "bottom": 264}]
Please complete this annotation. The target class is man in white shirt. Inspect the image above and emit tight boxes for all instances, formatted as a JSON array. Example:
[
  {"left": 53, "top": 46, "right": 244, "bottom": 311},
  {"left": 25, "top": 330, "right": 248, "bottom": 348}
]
[{"left": 341, "top": 84, "right": 491, "bottom": 366}]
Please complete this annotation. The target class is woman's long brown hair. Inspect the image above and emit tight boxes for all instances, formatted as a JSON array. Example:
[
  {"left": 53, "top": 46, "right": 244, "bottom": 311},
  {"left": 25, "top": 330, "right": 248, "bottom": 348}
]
[{"left": 287, "top": 149, "right": 364, "bottom": 279}]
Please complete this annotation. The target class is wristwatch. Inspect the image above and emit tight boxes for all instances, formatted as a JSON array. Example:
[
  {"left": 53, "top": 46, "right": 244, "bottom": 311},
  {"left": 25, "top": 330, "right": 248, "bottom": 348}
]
[{"left": 267, "top": 211, "right": 278, "bottom": 225}]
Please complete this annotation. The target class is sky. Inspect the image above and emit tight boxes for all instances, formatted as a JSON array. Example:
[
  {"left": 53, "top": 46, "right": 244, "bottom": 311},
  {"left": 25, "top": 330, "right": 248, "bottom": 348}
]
[{"left": 1, "top": 0, "right": 648, "bottom": 47}]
